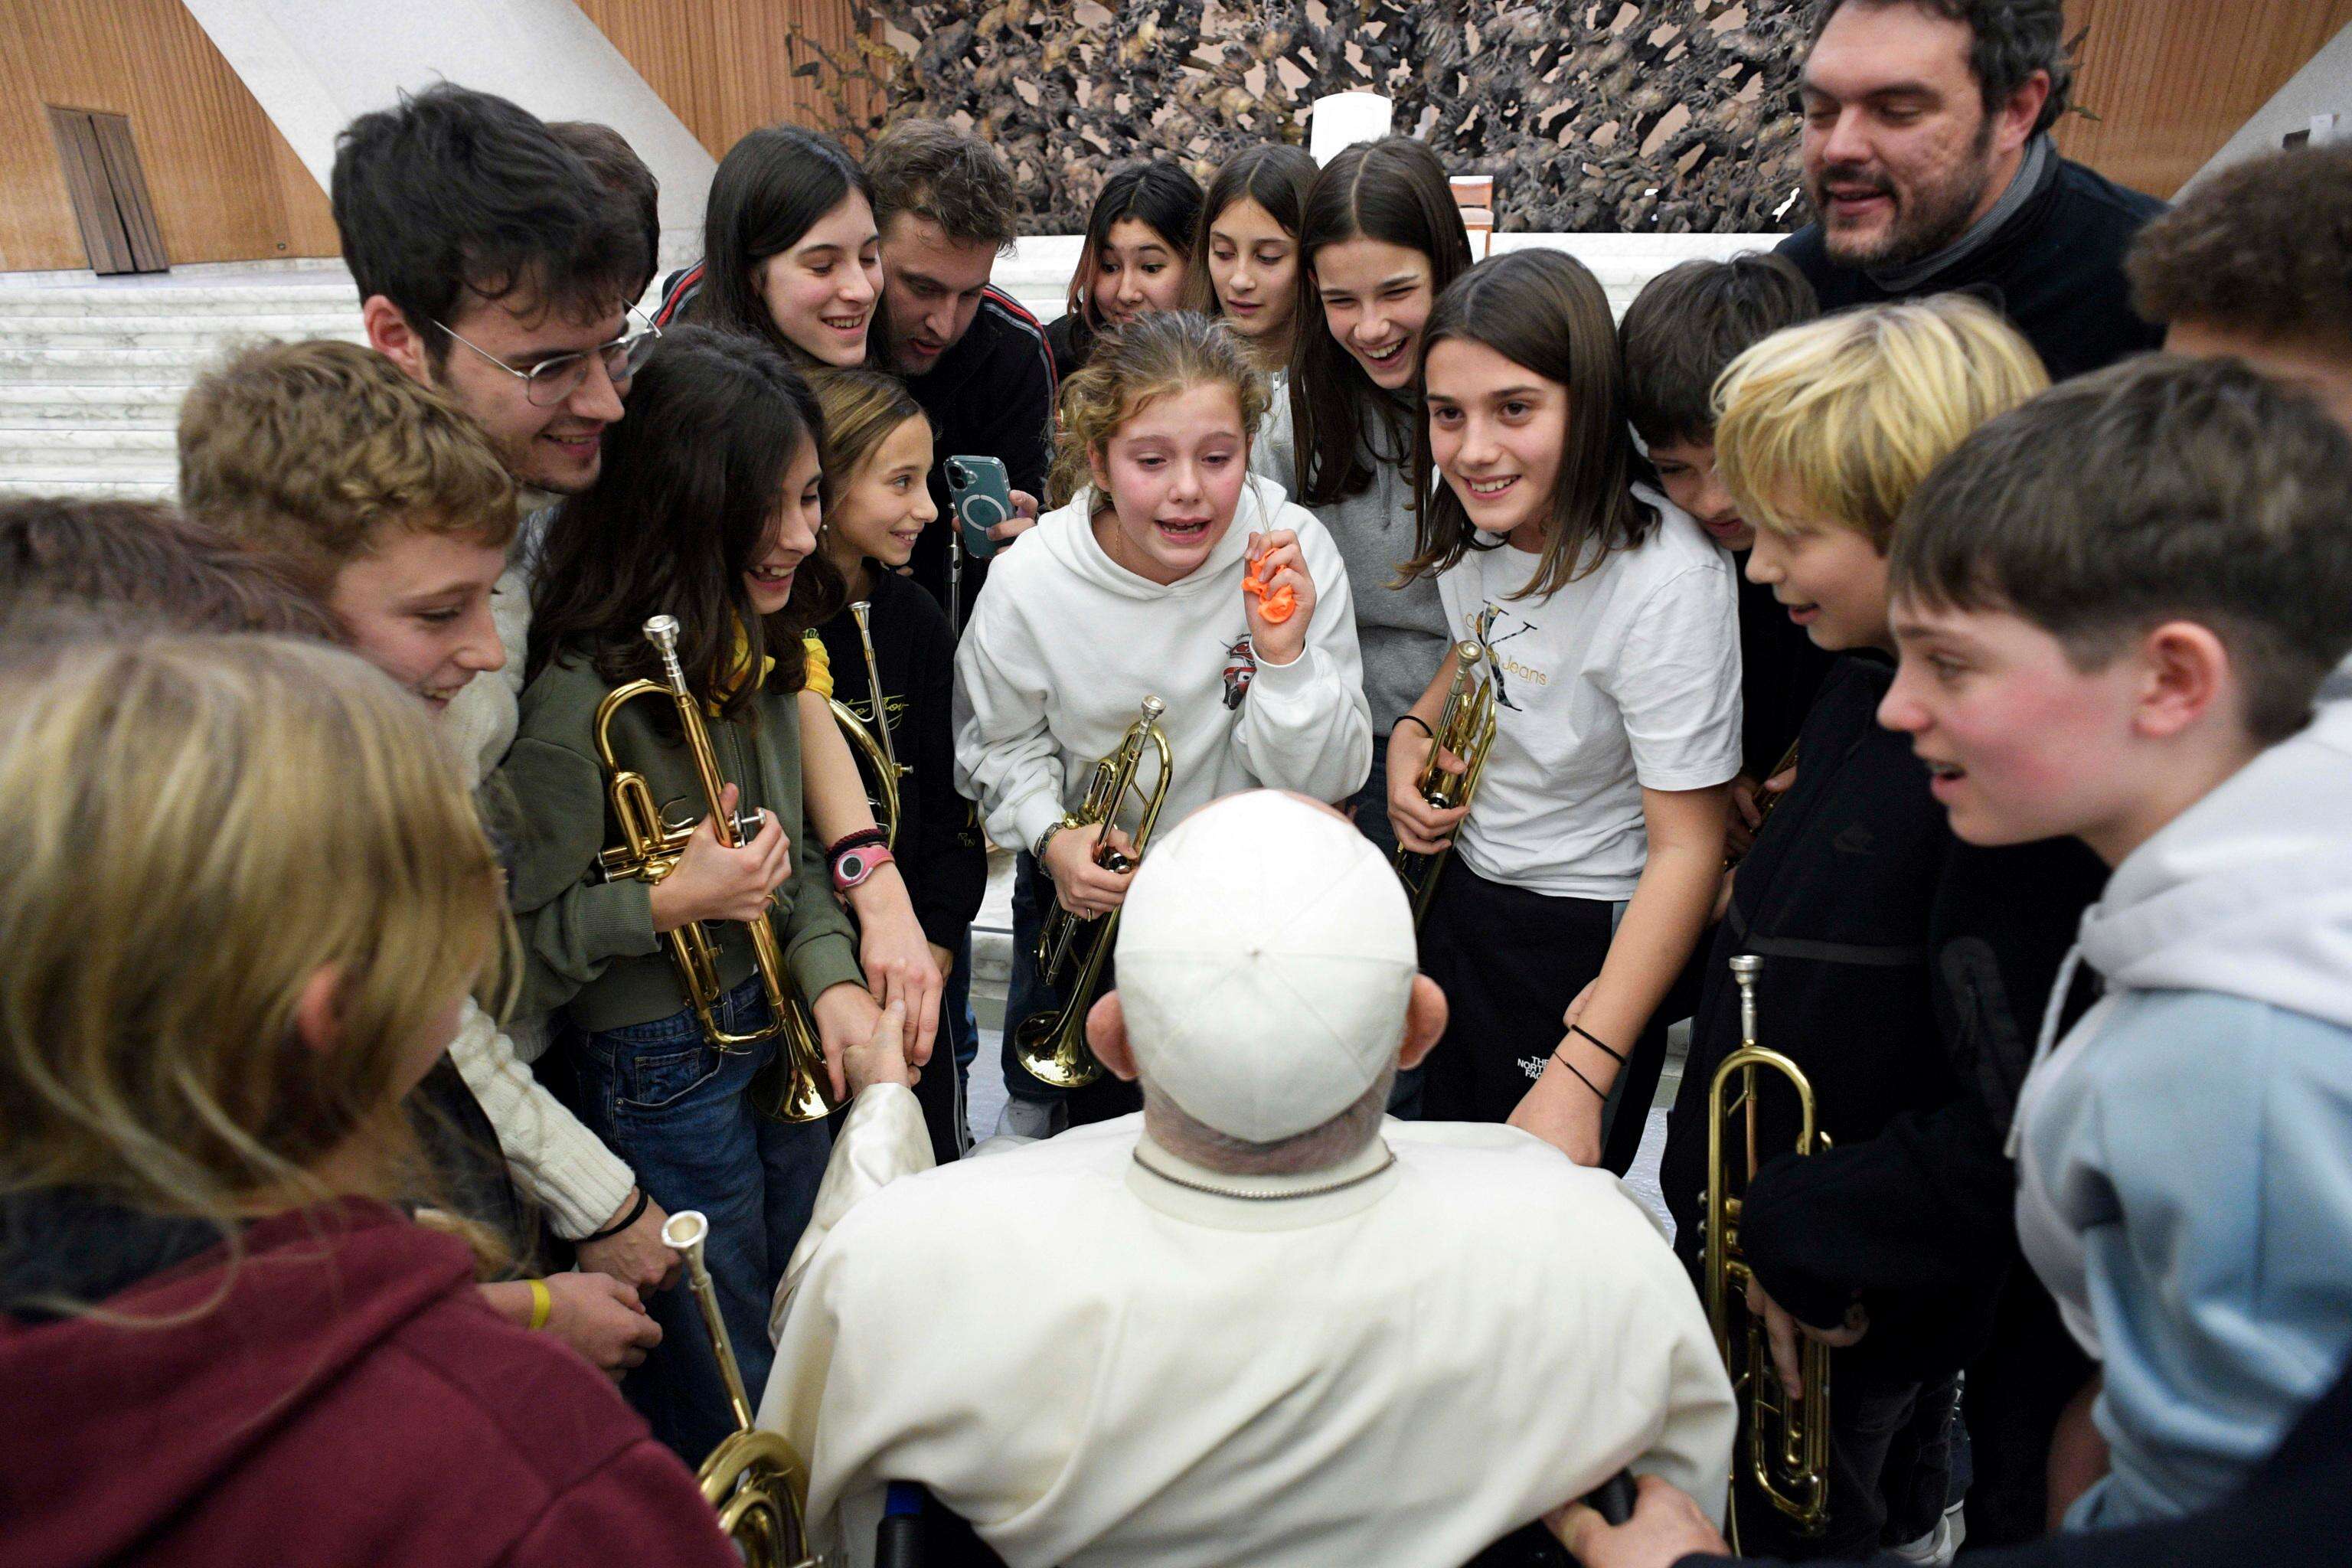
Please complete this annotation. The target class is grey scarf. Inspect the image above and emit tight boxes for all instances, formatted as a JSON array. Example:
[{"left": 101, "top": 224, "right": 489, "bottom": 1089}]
[{"left": 1867, "top": 134, "right": 2056, "bottom": 294}]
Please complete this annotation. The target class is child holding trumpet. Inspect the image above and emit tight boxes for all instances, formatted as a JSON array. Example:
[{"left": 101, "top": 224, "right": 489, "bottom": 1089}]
[{"left": 954, "top": 310, "right": 1370, "bottom": 1135}]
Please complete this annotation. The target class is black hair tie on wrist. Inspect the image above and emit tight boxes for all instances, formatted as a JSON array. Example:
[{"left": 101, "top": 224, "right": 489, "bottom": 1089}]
[
  {"left": 827, "top": 828, "right": 888, "bottom": 869},
  {"left": 1569, "top": 1023, "right": 1625, "bottom": 1067},
  {"left": 1392, "top": 714, "right": 1435, "bottom": 739},
  {"left": 1551, "top": 1050, "right": 1609, "bottom": 1102},
  {"left": 579, "top": 1188, "right": 651, "bottom": 1246}
]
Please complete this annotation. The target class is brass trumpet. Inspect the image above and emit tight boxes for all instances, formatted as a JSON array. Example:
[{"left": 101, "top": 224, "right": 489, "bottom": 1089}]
[
  {"left": 1013, "top": 696, "right": 1173, "bottom": 1089},
  {"left": 1704, "top": 954, "right": 1831, "bottom": 1541},
  {"left": 1393, "top": 640, "right": 1498, "bottom": 927},
  {"left": 662, "top": 1210, "right": 817, "bottom": 1568},
  {"left": 593, "top": 615, "right": 838, "bottom": 1122}
]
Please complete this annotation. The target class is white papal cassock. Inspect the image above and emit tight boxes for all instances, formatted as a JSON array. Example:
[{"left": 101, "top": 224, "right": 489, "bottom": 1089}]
[{"left": 758, "top": 1086, "right": 1734, "bottom": 1568}]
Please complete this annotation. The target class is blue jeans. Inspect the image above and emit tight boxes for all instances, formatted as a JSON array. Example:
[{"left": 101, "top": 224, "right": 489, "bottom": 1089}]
[
  {"left": 944, "top": 926, "right": 978, "bottom": 1071},
  {"left": 558, "top": 974, "right": 829, "bottom": 1465}
]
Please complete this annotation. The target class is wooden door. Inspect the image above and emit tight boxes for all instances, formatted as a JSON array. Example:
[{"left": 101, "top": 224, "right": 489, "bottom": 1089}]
[{"left": 45, "top": 105, "right": 168, "bottom": 274}]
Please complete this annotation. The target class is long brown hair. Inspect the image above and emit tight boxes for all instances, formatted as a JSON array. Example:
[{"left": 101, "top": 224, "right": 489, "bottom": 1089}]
[
  {"left": 1287, "top": 138, "right": 1474, "bottom": 508},
  {"left": 530, "top": 325, "right": 839, "bottom": 714},
  {"left": 1403, "top": 249, "right": 1656, "bottom": 599},
  {"left": 685, "top": 123, "right": 875, "bottom": 371},
  {"left": 1184, "top": 143, "right": 1319, "bottom": 315}
]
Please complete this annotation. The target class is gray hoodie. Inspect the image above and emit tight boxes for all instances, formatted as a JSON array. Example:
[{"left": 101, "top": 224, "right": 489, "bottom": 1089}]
[
  {"left": 2011, "top": 696, "right": 2352, "bottom": 1530},
  {"left": 1252, "top": 388, "right": 1452, "bottom": 735}
]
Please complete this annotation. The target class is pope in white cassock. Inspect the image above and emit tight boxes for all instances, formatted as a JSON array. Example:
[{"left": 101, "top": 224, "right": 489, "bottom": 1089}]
[{"left": 759, "top": 789, "right": 1734, "bottom": 1567}]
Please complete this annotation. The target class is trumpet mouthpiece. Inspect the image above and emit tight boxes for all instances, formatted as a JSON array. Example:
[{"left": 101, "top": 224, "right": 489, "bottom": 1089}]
[
  {"left": 1140, "top": 694, "right": 1166, "bottom": 719},
  {"left": 643, "top": 614, "right": 681, "bottom": 648},
  {"left": 660, "top": 1210, "right": 708, "bottom": 1250},
  {"left": 1730, "top": 955, "right": 1762, "bottom": 981},
  {"left": 1456, "top": 641, "right": 1485, "bottom": 666}
]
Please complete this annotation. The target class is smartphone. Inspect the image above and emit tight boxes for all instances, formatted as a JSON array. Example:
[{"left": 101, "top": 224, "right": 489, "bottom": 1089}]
[{"left": 946, "top": 454, "right": 1014, "bottom": 562}]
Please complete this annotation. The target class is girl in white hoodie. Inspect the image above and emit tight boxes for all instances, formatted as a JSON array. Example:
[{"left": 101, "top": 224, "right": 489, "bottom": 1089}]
[{"left": 955, "top": 311, "right": 1372, "bottom": 1130}]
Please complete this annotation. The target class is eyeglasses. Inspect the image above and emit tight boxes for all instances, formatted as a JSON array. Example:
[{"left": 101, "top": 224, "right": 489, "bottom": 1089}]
[{"left": 432, "top": 305, "right": 662, "bottom": 408}]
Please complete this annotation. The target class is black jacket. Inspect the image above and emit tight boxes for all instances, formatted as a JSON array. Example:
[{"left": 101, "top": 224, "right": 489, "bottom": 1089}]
[
  {"left": 1730, "top": 830, "right": 2104, "bottom": 1377},
  {"left": 1695, "top": 1347, "right": 2352, "bottom": 1568},
  {"left": 1779, "top": 155, "right": 2165, "bottom": 383},
  {"left": 1661, "top": 657, "right": 2104, "bottom": 1381},
  {"left": 1042, "top": 310, "right": 1097, "bottom": 383},
  {"left": 814, "top": 569, "right": 986, "bottom": 949},
  {"left": 905, "top": 287, "right": 1057, "bottom": 629}
]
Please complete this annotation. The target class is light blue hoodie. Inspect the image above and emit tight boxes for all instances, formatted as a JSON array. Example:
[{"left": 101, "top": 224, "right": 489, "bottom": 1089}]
[{"left": 2013, "top": 697, "right": 2352, "bottom": 1530}]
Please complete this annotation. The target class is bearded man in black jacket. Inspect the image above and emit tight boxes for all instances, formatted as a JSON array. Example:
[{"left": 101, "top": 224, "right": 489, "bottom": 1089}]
[{"left": 1781, "top": 0, "right": 2164, "bottom": 383}]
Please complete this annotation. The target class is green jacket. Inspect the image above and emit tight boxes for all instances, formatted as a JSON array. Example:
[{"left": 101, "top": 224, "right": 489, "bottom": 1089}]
[{"left": 500, "top": 652, "right": 864, "bottom": 1033}]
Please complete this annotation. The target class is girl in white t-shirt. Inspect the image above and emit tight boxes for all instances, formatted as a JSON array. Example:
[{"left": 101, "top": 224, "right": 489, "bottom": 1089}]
[{"left": 1388, "top": 250, "right": 1741, "bottom": 1171}]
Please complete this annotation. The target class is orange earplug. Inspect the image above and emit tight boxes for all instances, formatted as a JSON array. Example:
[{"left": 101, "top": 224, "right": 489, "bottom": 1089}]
[{"left": 1243, "top": 551, "right": 1297, "bottom": 623}]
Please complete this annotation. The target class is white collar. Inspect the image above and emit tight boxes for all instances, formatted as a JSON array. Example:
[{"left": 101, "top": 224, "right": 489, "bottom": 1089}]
[{"left": 1123, "top": 1127, "right": 1400, "bottom": 1232}]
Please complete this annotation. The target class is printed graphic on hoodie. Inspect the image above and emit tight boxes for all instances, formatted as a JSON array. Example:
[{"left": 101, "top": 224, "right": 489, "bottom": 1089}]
[{"left": 1221, "top": 636, "right": 1259, "bottom": 710}]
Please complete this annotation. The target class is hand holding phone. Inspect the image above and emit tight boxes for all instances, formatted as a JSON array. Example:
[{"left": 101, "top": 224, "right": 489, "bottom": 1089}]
[{"left": 946, "top": 455, "right": 1014, "bottom": 563}]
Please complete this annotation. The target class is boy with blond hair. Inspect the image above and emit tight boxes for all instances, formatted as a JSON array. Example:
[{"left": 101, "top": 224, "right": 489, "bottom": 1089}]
[
  {"left": 178, "top": 338, "right": 668, "bottom": 1376},
  {"left": 1655, "top": 297, "right": 2103, "bottom": 1556},
  {"left": 1881, "top": 355, "right": 2352, "bottom": 1530}
]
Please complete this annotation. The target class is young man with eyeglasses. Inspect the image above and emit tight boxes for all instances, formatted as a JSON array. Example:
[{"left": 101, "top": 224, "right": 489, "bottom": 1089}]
[
  {"left": 335, "top": 84, "right": 650, "bottom": 501},
  {"left": 328, "top": 84, "right": 681, "bottom": 1302}
]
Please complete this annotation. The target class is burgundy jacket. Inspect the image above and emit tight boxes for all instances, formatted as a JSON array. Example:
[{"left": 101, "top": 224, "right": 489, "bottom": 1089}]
[{"left": 0, "top": 1198, "right": 738, "bottom": 1568}]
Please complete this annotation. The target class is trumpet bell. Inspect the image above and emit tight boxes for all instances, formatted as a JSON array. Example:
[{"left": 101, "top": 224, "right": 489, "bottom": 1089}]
[
  {"left": 700, "top": 1428, "right": 817, "bottom": 1568},
  {"left": 1013, "top": 697, "right": 1172, "bottom": 1093},
  {"left": 1011, "top": 962, "right": 1119, "bottom": 1089}
]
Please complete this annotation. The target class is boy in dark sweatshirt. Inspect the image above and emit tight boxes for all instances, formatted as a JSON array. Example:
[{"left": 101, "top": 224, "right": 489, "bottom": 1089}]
[
  {"left": 1655, "top": 296, "right": 2096, "bottom": 1558},
  {"left": 1619, "top": 253, "right": 1833, "bottom": 854}
]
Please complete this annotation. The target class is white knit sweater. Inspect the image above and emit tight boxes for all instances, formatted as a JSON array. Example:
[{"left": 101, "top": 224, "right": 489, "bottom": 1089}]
[{"left": 440, "top": 555, "right": 636, "bottom": 1240}]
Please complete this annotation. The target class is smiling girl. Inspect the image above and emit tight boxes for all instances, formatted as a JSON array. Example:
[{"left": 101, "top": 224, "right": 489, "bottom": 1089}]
[
  {"left": 668, "top": 125, "right": 881, "bottom": 369},
  {"left": 1186, "top": 144, "right": 1318, "bottom": 371},
  {"left": 508, "top": 325, "right": 885, "bottom": 1461},
  {"left": 1045, "top": 160, "right": 1204, "bottom": 377},
  {"left": 1255, "top": 138, "right": 1468, "bottom": 878},
  {"left": 1390, "top": 250, "right": 1741, "bottom": 1173},
  {"left": 956, "top": 311, "right": 1370, "bottom": 1133},
  {"left": 809, "top": 368, "right": 987, "bottom": 1162}
]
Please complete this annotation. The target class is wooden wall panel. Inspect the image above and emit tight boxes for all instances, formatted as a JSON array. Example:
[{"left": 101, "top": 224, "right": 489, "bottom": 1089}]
[
  {"left": 577, "top": 0, "right": 871, "bottom": 162},
  {"left": 0, "top": 0, "right": 337, "bottom": 270},
  {"left": 2056, "top": 0, "right": 2352, "bottom": 198}
]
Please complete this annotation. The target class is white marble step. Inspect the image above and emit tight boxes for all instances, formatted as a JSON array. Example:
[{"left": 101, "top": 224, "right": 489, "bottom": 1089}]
[
  {"left": 0, "top": 469, "right": 174, "bottom": 501},
  {"left": 0, "top": 283, "right": 361, "bottom": 317},
  {"left": 0, "top": 427, "right": 179, "bottom": 472},
  {"left": 0, "top": 318, "right": 366, "bottom": 352},
  {"left": 0, "top": 348, "right": 217, "bottom": 385},
  {"left": 0, "top": 384, "right": 187, "bottom": 424}
]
